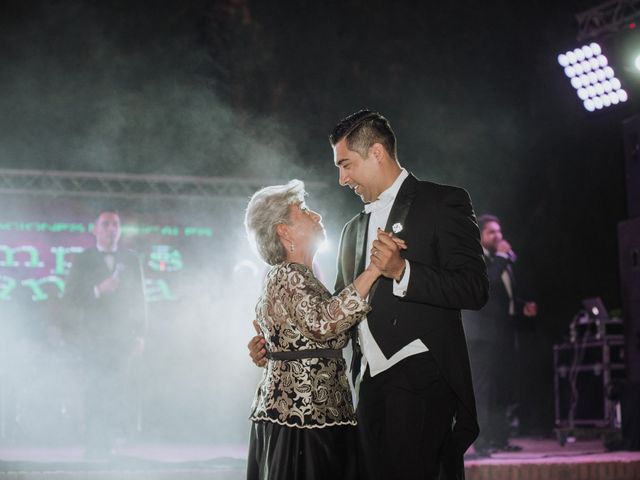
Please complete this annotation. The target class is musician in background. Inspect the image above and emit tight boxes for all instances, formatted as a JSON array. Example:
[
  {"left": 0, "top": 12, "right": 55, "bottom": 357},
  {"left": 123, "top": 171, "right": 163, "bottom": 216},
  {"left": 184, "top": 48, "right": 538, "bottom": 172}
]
[
  {"left": 65, "top": 209, "right": 147, "bottom": 459},
  {"left": 463, "top": 214, "right": 537, "bottom": 456}
]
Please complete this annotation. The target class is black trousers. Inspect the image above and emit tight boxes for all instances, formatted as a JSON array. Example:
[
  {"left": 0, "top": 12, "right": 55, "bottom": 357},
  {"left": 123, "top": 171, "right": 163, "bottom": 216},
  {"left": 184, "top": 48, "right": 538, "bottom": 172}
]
[
  {"left": 467, "top": 339, "right": 514, "bottom": 449},
  {"left": 356, "top": 352, "right": 457, "bottom": 480}
]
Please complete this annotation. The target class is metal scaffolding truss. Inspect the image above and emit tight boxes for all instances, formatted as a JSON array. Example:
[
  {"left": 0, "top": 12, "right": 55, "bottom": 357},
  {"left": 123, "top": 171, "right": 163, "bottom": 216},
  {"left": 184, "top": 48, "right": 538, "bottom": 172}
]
[
  {"left": 0, "top": 168, "right": 328, "bottom": 200},
  {"left": 576, "top": 0, "right": 640, "bottom": 41}
]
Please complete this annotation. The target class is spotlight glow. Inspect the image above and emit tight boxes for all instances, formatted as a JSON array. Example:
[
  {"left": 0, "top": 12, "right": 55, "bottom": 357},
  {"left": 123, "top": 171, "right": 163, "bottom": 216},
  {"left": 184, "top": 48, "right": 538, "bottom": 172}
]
[
  {"left": 557, "top": 43, "right": 627, "bottom": 112},
  {"left": 318, "top": 238, "right": 331, "bottom": 253}
]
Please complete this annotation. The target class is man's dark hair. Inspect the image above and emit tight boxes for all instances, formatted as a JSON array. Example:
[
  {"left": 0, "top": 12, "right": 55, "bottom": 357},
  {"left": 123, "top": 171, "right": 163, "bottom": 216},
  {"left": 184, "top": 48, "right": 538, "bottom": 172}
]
[
  {"left": 95, "top": 209, "right": 120, "bottom": 221},
  {"left": 477, "top": 213, "right": 500, "bottom": 232},
  {"left": 329, "top": 109, "right": 397, "bottom": 160}
]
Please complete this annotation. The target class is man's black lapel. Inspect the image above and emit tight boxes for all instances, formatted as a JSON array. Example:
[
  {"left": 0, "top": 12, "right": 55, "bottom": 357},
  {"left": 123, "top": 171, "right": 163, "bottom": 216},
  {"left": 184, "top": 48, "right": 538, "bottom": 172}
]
[
  {"left": 354, "top": 212, "right": 370, "bottom": 279},
  {"left": 384, "top": 174, "right": 418, "bottom": 236},
  {"left": 370, "top": 174, "right": 418, "bottom": 301}
]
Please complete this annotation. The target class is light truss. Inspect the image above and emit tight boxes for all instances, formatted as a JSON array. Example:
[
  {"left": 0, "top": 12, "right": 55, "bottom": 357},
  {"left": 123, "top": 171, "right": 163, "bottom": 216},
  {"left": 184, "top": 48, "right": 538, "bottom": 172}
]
[
  {"left": 0, "top": 169, "right": 329, "bottom": 200},
  {"left": 577, "top": 0, "right": 640, "bottom": 41}
]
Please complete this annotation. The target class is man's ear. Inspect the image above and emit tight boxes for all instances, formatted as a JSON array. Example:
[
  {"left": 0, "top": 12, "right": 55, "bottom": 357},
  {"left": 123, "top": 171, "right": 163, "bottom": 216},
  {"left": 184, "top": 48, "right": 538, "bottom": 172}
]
[{"left": 370, "top": 143, "right": 385, "bottom": 162}]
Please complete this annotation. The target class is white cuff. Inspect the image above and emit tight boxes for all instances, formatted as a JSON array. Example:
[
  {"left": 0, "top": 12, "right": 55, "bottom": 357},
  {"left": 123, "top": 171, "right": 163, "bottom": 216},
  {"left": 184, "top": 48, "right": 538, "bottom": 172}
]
[{"left": 393, "top": 260, "right": 410, "bottom": 297}]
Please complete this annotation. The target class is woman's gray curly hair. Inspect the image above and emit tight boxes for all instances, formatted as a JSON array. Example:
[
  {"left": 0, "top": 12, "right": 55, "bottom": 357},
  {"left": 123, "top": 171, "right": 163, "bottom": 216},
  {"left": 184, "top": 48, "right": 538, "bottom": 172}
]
[{"left": 244, "top": 179, "right": 306, "bottom": 265}]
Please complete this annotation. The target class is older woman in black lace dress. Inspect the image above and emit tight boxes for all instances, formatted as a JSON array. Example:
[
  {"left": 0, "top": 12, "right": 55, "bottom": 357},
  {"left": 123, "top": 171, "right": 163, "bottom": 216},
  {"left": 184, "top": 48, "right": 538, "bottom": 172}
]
[{"left": 244, "top": 180, "right": 402, "bottom": 480}]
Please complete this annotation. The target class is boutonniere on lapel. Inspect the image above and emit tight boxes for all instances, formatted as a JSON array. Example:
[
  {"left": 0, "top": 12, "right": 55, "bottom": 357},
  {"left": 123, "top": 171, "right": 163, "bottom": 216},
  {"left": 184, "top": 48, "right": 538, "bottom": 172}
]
[{"left": 392, "top": 223, "right": 403, "bottom": 234}]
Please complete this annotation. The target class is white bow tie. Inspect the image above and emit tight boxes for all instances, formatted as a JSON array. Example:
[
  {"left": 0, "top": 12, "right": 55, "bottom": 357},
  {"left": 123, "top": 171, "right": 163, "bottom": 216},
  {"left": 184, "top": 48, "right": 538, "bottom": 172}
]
[{"left": 364, "top": 195, "right": 393, "bottom": 214}]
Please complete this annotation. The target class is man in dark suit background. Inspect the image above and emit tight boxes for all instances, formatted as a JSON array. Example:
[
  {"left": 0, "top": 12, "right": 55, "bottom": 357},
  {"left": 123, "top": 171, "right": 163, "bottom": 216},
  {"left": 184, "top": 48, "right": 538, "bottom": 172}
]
[
  {"left": 463, "top": 214, "right": 537, "bottom": 456},
  {"left": 65, "top": 209, "right": 147, "bottom": 458}
]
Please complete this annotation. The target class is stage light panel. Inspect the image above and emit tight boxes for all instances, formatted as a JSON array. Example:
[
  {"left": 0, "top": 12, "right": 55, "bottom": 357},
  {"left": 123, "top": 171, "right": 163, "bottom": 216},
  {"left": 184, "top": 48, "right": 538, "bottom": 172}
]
[{"left": 557, "top": 42, "right": 628, "bottom": 112}]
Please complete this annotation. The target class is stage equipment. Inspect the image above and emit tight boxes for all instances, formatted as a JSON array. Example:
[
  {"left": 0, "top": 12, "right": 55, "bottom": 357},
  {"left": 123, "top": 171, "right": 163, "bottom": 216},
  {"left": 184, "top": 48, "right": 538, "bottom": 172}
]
[
  {"left": 556, "top": 1, "right": 640, "bottom": 111},
  {"left": 554, "top": 337, "right": 625, "bottom": 429},
  {"left": 554, "top": 298, "right": 626, "bottom": 446},
  {"left": 576, "top": 0, "right": 640, "bottom": 41},
  {"left": 623, "top": 115, "right": 640, "bottom": 218},
  {"left": 0, "top": 168, "right": 327, "bottom": 200},
  {"left": 568, "top": 298, "right": 624, "bottom": 343},
  {"left": 557, "top": 43, "right": 628, "bottom": 112}
]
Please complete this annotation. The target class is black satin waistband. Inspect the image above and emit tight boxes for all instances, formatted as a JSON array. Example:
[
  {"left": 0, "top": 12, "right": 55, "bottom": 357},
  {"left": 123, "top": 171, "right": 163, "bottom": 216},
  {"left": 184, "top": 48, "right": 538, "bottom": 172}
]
[{"left": 266, "top": 349, "right": 343, "bottom": 360}]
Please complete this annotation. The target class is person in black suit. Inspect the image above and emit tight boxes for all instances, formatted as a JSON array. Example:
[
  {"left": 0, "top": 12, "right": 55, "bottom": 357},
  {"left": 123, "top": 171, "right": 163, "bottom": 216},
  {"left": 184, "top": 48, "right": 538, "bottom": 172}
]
[
  {"left": 250, "top": 110, "right": 488, "bottom": 479},
  {"left": 463, "top": 214, "right": 537, "bottom": 456},
  {"left": 64, "top": 209, "right": 147, "bottom": 458}
]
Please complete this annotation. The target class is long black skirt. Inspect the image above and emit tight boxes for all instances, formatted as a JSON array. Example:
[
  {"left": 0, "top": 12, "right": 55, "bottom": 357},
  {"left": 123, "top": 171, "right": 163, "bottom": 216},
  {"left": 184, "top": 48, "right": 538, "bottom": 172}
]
[{"left": 246, "top": 421, "right": 357, "bottom": 480}]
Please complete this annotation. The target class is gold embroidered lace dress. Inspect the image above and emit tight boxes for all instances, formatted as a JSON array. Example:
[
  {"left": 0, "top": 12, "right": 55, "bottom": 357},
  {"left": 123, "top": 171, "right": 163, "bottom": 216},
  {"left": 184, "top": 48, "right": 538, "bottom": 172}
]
[{"left": 249, "top": 262, "right": 371, "bottom": 428}]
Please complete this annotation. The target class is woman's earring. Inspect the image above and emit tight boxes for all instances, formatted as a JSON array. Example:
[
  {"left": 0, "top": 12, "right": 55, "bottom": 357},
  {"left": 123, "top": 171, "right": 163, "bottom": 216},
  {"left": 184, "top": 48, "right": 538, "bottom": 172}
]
[{"left": 289, "top": 243, "right": 295, "bottom": 252}]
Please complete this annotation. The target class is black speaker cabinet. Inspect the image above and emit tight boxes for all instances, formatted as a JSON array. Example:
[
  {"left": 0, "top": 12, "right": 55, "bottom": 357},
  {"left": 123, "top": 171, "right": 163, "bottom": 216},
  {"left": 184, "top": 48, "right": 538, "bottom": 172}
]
[
  {"left": 623, "top": 115, "right": 640, "bottom": 218},
  {"left": 618, "top": 217, "right": 640, "bottom": 383}
]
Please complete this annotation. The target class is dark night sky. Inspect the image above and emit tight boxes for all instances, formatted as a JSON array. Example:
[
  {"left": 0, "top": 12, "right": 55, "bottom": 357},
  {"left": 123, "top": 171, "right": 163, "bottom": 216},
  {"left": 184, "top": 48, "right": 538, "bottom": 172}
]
[{"left": 0, "top": 0, "right": 635, "bottom": 430}]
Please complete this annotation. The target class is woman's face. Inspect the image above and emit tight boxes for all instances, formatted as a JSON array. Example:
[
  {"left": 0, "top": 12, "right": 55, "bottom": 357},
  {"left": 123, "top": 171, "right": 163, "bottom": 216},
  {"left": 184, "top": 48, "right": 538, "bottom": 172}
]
[{"left": 285, "top": 202, "right": 325, "bottom": 253}]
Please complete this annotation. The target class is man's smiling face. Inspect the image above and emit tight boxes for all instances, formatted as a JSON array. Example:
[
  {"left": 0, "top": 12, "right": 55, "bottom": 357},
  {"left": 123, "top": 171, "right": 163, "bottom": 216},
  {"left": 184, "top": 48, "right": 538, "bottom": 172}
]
[{"left": 333, "top": 138, "right": 381, "bottom": 203}]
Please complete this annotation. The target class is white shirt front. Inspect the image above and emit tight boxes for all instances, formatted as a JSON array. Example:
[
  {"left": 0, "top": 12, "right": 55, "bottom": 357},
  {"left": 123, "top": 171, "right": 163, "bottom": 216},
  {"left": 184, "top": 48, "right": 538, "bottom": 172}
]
[{"left": 359, "top": 169, "right": 429, "bottom": 378}]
